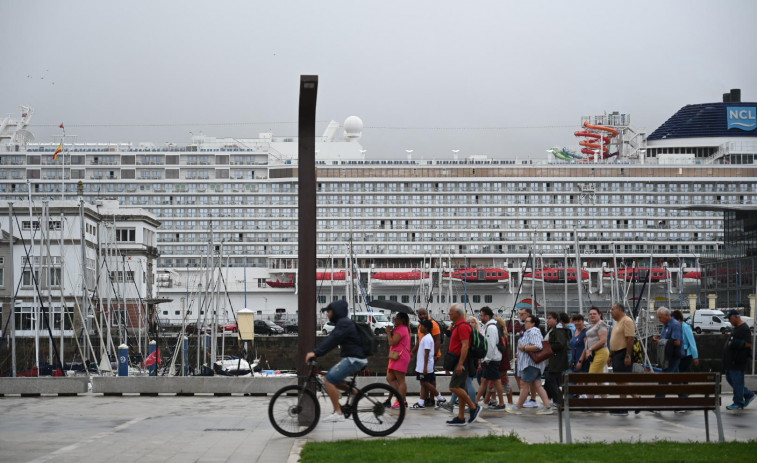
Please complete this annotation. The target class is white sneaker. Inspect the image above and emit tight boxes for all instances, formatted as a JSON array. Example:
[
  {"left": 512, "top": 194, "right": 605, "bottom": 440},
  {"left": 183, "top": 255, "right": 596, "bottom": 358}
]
[
  {"left": 523, "top": 399, "right": 539, "bottom": 408},
  {"left": 324, "top": 412, "right": 346, "bottom": 422}
]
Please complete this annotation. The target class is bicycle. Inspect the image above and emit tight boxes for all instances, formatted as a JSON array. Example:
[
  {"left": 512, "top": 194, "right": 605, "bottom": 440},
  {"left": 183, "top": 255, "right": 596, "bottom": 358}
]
[{"left": 268, "top": 359, "right": 406, "bottom": 437}]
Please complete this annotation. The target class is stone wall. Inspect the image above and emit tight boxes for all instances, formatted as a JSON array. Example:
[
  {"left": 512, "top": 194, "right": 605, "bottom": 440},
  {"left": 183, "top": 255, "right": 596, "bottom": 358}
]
[{"left": 2, "top": 332, "right": 754, "bottom": 376}]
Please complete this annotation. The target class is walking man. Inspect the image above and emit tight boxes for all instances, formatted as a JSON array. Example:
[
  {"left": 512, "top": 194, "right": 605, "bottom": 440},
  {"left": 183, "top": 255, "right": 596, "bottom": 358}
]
[
  {"left": 724, "top": 310, "right": 755, "bottom": 410},
  {"left": 445, "top": 304, "right": 482, "bottom": 426},
  {"left": 608, "top": 303, "right": 636, "bottom": 415},
  {"left": 475, "top": 307, "right": 506, "bottom": 410}
]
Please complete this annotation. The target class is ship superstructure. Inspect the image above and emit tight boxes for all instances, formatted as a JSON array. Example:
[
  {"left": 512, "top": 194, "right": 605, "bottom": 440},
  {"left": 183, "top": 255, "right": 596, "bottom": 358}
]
[{"left": 1, "top": 91, "right": 756, "bottom": 325}]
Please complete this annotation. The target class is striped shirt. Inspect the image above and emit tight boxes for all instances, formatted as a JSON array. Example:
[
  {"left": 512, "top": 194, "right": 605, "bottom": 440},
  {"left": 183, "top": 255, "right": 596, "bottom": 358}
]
[{"left": 517, "top": 327, "right": 546, "bottom": 373}]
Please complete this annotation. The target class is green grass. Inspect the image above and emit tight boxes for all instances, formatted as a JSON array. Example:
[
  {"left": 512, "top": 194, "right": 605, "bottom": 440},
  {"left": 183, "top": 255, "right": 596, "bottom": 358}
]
[{"left": 300, "top": 434, "right": 757, "bottom": 463}]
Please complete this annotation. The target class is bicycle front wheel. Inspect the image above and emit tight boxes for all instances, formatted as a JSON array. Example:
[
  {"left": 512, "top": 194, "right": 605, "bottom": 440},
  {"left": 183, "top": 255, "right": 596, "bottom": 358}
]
[
  {"left": 268, "top": 385, "right": 320, "bottom": 437},
  {"left": 352, "top": 383, "right": 405, "bottom": 437}
]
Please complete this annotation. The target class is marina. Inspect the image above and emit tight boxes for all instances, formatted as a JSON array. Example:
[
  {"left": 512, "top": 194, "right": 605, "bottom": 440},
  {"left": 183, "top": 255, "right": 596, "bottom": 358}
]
[{"left": 1, "top": 89, "right": 757, "bottom": 376}]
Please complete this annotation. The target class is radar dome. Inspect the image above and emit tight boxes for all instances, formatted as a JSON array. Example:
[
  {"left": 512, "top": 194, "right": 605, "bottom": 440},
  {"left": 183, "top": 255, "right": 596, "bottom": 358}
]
[{"left": 343, "top": 116, "right": 363, "bottom": 141}]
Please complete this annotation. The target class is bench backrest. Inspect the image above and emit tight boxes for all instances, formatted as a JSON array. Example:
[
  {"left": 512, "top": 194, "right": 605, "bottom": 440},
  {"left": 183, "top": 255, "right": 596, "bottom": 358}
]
[{"left": 562, "top": 372, "right": 721, "bottom": 411}]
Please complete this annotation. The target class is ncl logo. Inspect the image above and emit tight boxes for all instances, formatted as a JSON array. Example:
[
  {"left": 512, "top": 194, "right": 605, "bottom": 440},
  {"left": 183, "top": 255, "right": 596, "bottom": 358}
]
[{"left": 727, "top": 106, "right": 757, "bottom": 131}]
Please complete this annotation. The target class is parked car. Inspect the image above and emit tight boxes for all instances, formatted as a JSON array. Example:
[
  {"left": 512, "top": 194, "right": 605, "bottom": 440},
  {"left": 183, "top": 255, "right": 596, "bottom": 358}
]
[
  {"left": 219, "top": 323, "right": 238, "bottom": 333},
  {"left": 185, "top": 323, "right": 211, "bottom": 334},
  {"left": 275, "top": 319, "right": 298, "bottom": 334},
  {"left": 321, "top": 321, "right": 335, "bottom": 335},
  {"left": 350, "top": 311, "right": 393, "bottom": 335},
  {"left": 254, "top": 320, "right": 284, "bottom": 335}
]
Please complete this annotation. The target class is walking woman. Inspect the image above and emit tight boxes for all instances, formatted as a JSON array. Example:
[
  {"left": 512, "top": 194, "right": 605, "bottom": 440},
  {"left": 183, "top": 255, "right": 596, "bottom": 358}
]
[
  {"left": 578, "top": 307, "right": 609, "bottom": 373},
  {"left": 506, "top": 315, "right": 553, "bottom": 415},
  {"left": 569, "top": 314, "right": 590, "bottom": 372},
  {"left": 386, "top": 312, "right": 411, "bottom": 408}
]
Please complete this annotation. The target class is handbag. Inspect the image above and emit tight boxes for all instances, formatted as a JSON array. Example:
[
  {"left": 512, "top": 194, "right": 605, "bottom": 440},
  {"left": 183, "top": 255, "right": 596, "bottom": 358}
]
[
  {"left": 443, "top": 351, "right": 459, "bottom": 371},
  {"left": 388, "top": 349, "right": 402, "bottom": 361},
  {"left": 528, "top": 340, "right": 553, "bottom": 364}
]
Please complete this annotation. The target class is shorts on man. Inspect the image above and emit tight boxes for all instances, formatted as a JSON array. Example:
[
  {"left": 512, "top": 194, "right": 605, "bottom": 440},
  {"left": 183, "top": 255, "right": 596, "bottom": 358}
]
[
  {"left": 416, "top": 372, "right": 437, "bottom": 383},
  {"left": 481, "top": 361, "right": 501, "bottom": 380},
  {"left": 449, "top": 369, "right": 468, "bottom": 389},
  {"left": 325, "top": 357, "right": 367, "bottom": 384}
]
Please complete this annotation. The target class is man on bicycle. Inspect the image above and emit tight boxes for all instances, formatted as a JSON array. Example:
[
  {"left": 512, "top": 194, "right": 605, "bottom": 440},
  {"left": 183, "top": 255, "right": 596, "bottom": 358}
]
[{"left": 305, "top": 300, "right": 368, "bottom": 422}]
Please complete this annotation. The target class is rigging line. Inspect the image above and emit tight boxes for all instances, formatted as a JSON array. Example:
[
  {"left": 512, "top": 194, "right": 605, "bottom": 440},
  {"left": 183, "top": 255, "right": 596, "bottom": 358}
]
[
  {"left": 55, "top": 214, "right": 101, "bottom": 371},
  {"left": 365, "top": 125, "right": 576, "bottom": 130},
  {"left": 11, "top": 214, "right": 64, "bottom": 372}
]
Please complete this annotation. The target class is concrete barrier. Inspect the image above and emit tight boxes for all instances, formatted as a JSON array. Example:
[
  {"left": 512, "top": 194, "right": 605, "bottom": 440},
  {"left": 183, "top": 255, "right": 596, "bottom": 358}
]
[
  {"left": 89, "top": 373, "right": 523, "bottom": 396},
  {"left": 0, "top": 378, "right": 89, "bottom": 396}
]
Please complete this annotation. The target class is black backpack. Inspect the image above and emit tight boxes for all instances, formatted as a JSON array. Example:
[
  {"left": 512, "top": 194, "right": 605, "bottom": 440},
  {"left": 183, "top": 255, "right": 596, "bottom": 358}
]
[
  {"left": 430, "top": 318, "right": 445, "bottom": 344},
  {"left": 492, "top": 323, "right": 507, "bottom": 355},
  {"left": 355, "top": 322, "right": 378, "bottom": 357}
]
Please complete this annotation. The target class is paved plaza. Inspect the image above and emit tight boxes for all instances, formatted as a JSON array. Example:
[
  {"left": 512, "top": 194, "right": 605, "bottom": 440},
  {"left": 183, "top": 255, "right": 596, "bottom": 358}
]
[{"left": 1, "top": 390, "right": 755, "bottom": 463}]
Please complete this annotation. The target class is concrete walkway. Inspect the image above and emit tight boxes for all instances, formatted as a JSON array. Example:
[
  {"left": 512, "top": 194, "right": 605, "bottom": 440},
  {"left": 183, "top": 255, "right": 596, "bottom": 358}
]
[{"left": 1, "top": 391, "right": 755, "bottom": 463}]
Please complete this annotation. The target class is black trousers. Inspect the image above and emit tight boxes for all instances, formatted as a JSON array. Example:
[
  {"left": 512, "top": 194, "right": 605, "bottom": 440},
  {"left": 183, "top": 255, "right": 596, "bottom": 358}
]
[{"left": 544, "top": 371, "right": 563, "bottom": 405}]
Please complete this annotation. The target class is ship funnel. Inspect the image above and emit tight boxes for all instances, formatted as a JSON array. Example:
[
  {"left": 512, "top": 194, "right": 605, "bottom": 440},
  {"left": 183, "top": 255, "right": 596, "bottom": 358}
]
[
  {"left": 730, "top": 88, "right": 741, "bottom": 102},
  {"left": 723, "top": 93, "right": 732, "bottom": 103}
]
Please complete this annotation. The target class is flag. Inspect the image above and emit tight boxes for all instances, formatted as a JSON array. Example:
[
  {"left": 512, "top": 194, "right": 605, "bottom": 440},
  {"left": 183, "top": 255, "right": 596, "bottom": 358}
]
[
  {"left": 59, "top": 123, "right": 64, "bottom": 129},
  {"left": 53, "top": 143, "right": 62, "bottom": 160},
  {"left": 143, "top": 349, "right": 162, "bottom": 367}
]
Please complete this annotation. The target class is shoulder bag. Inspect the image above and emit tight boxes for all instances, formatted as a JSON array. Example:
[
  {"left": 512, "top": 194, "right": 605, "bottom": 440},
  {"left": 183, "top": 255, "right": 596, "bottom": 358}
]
[{"left": 528, "top": 340, "right": 553, "bottom": 364}]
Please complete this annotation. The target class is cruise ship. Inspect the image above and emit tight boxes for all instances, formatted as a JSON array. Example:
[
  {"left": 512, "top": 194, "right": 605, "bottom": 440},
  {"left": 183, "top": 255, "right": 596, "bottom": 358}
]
[{"left": 1, "top": 89, "right": 756, "bottom": 328}]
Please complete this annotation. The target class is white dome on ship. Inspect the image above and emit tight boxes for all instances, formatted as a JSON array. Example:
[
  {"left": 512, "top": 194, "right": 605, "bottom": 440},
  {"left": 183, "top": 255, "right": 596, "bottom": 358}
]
[{"left": 343, "top": 116, "right": 363, "bottom": 141}]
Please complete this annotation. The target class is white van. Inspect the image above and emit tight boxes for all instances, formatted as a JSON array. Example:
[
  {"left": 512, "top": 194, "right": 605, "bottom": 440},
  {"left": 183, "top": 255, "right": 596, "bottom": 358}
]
[
  {"left": 350, "top": 311, "right": 394, "bottom": 335},
  {"left": 692, "top": 309, "right": 731, "bottom": 334}
]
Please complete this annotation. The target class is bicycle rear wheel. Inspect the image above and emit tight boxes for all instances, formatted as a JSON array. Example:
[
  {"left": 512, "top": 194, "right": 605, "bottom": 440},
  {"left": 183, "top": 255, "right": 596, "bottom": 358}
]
[
  {"left": 352, "top": 383, "right": 405, "bottom": 436},
  {"left": 268, "top": 385, "right": 320, "bottom": 437}
]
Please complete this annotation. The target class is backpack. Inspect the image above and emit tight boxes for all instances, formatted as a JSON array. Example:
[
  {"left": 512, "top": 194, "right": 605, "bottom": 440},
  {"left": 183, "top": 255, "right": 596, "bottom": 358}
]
[
  {"left": 355, "top": 322, "right": 378, "bottom": 357},
  {"left": 430, "top": 318, "right": 445, "bottom": 344},
  {"left": 463, "top": 322, "right": 488, "bottom": 360},
  {"left": 493, "top": 323, "right": 507, "bottom": 355}
]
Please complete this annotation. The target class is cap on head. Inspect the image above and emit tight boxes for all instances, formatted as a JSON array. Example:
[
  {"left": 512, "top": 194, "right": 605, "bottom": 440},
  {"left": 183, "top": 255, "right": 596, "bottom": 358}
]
[{"left": 727, "top": 309, "right": 740, "bottom": 318}]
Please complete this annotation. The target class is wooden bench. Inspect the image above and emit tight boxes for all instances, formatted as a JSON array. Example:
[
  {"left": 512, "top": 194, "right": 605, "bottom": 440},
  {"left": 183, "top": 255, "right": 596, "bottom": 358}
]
[{"left": 558, "top": 372, "right": 724, "bottom": 444}]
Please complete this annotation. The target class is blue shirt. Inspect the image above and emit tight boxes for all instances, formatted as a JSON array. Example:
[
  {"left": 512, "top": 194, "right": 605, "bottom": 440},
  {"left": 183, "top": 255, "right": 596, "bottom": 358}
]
[
  {"left": 661, "top": 317, "right": 683, "bottom": 358},
  {"left": 570, "top": 329, "right": 587, "bottom": 371},
  {"left": 681, "top": 322, "right": 698, "bottom": 359}
]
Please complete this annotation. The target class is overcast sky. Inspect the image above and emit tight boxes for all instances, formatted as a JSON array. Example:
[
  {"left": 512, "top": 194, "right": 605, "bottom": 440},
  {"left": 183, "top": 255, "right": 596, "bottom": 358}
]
[{"left": 2, "top": 0, "right": 755, "bottom": 160}]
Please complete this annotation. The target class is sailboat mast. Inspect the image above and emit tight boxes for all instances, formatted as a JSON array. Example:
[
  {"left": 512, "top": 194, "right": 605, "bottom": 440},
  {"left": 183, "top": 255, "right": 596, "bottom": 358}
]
[
  {"left": 574, "top": 230, "right": 584, "bottom": 316},
  {"left": 9, "top": 202, "right": 17, "bottom": 376}
]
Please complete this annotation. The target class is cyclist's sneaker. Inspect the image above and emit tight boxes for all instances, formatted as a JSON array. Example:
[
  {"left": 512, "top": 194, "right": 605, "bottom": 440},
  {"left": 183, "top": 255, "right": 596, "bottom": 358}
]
[
  {"left": 468, "top": 405, "right": 482, "bottom": 424},
  {"left": 324, "top": 412, "right": 346, "bottom": 422},
  {"left": 439, "top": 403, "right": 454, "bottom": 413},
  {"left": 382, "top": 399, "right": 392, "bottom": 407},
  {"left": 411, "top": 402, "right": 425, "bottom": 410},
  {"left": 536, "top": 407, "right": 554, "bottom": 415},
  {"left": 391, "top": 401, "right": 406, "bottom": 409},
  {"left": 523, "top": 399, "right": 539, "bottom": 408},
  {"left": 446, "top": 416, "right": 467, "bottom": 426},
  {"left": 505, "top": 405, "right": 522, "bottom": 415}
]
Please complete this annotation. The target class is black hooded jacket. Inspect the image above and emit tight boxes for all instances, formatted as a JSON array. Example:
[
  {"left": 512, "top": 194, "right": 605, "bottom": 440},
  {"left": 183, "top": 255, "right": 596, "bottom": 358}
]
[{"left": 314, "top": 300, "right": 365, "bottom": 359}]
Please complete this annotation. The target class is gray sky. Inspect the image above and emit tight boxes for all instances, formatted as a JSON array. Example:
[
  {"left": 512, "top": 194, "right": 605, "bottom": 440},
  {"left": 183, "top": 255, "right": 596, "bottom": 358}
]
[{"left": 2, "top": 0, "right": 755, "bottom": 160}]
